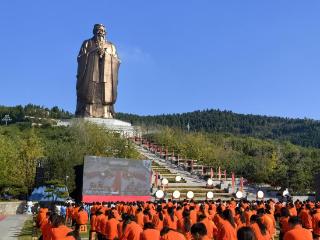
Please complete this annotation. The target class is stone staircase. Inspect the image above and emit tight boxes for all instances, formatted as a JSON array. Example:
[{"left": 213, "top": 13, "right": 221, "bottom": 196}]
[{"left": 135, "top": 143, "right": 234, "bottom": 201}]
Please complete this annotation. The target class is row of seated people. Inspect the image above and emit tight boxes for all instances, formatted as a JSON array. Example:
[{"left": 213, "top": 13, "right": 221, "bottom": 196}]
[{"left": 37, "top": 198, "right": 320, "bottom": 240}]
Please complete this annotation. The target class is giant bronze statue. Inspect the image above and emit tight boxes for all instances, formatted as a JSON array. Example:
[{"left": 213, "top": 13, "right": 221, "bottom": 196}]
[{"left": 76, "top": 24, "right": 120, "bottom": 118}]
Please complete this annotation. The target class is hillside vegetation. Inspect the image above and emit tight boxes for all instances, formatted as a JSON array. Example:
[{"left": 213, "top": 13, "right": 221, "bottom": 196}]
[
  {"left": 118, "top": 109, "right": 320, "bottom": 148},
  {"left": 0, "top": 120, "right": 140, "bottom": 200},
  {"left": 146, "top": 127, "right": 320, "bottom": 194}
]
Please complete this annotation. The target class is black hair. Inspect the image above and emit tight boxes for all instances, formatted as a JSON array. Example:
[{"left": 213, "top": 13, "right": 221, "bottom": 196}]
[
  {"left": 143, "top": 222, "right": 155, "bottom": 230},
  {"left": 280, "top": 207, "right": 290, "bottom": 217},
  {"left": 190, "top": 223, "right": 207, "bottom": 238},
  {"left": 288, "top": 216, "right": 301, "bottom": 226},
  {"left": 156, "top": 205, "right": 164, "bottom": 221},
  {"left": 235, "top": 207, "right": 246, "bottom": 224},
  {"left": 182, "top": 210, "right": 191, "bottom": 232},
  {"left": 250, "top": 215, "right": 267, "bottom": 235},
  {"left": 237, "top": 226, "right": 256, "bottom": 240},
  {"left": 51, "top": 215, "right": 65, "bottom": 228},
  {"left": 167, "top": 207, "right": 175, "bottom": 222},
  {"left": 222, "top": 209, "right": 235, "bottom": 228}
]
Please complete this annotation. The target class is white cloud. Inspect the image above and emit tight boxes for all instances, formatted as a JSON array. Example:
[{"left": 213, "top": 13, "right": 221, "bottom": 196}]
[{"left": 117, "top": 45, "right": 154, "bottom": 64}]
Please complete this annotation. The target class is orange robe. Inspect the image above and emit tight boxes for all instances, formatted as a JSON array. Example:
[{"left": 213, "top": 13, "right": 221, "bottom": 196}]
[
  {"left": 216, "top": 219, "right": 237, "bottom": 240},
  {"left": 250, "top": 223, "right": 271, "bottom": 240},
  {"left": 152, "top": 214, "right": 164, "bottom": 231},
  {"left": 120, "top": 221, "right": 143, "bottom": 240},
  {"left": 76, "top": 210, "right": 88, "bottom": 225},
  {"left": 283, "top": 225, "right": 313, "bottom": 240},
  {"left": 161, "top": 230, "right": 186, "bottom": 240},
  {"left": 106, "top": 218, "right": 119, "bottom": 240},
  {"left": 141, "top": 228, "right": 160, "bottom": 240},
  {"left": 51, "top": 225, "right": 73, "bottom": 240},
  {"left": 164, "top": 215, "right": 178, "bottom": 230},
  {"left": 201, "top": 217, "right": 218, "bottom": 239}
]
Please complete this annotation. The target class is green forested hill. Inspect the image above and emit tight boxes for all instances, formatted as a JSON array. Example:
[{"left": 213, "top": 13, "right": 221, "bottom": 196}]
[{"left": 117, "top": 109, "right": 320, "bottom": 148}]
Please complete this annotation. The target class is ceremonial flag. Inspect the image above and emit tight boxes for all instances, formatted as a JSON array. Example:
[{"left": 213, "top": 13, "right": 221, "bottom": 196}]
[
  {"left": 155, "top": 172, "right": 158, "bottom": 187},
  {"left": 231, "top": 172, "right": 235, "bottom": 191},
  {"left": 240, "top": 177, "right": 244, "bottom": 191},
  {"left": 218, "top": 166, "right": 221, "bottom": 180},
  {"left": 210, "top": 167, "right": 214, "bottom": 179}
]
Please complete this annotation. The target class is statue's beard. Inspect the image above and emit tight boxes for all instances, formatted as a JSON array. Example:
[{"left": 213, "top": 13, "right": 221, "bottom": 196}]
[{"left": 95, "top": 34, "right": 105, "bottom": 43}]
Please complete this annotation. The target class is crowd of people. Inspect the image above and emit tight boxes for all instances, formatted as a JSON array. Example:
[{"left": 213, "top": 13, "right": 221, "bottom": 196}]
[{"left": 36, "top": 198, "right": 320, "bottom": 240}]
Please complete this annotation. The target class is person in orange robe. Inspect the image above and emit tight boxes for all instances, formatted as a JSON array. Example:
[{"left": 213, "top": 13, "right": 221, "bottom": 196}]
[
  {"left": 50, "top": 215, "right": 76, "bottom": 240},
  {"left": 95, "top": 211, "right": 106, "bottom": 240},
  {"left": 164, "top": 207, "right": 178, "bottom": 230},
  {"left": 298, "top": 204, "right": 312, "bottom": 230},
  {"left": 198, "top": 214, "right": 218, "bottom": 239},
  {"left": 284, "top": 216, "right": 312, "bottom": 240},
  {"left": 279, "top": 207, "right": 291, "bottom": 240},
  {"left": 312, "top": 204, "right": 320, "bottom": 239},
  {"left": 66, "top": 204, "right": 73, "bottom": 226},
  {"left": 141, "top": 222, "right": 160, "bottom": 240},
  {"left": 216, "top": 209, "right": 237, "bottom": 240},
  {"left": 76, "top": 206, "right": 88, "bottom": 226},
  {"left": 190, "top": 222, "right": 210, "bottom": 240},
  {"left": 135, "top": 207, "right": 144, "bottom": 227},
  {"left": 90, "top": 212, "right": 97, "bottom": 240},
  {"left": 119, "top": 215, "right": 143, "bottom": 240},
  {"left": 41, "top": 212, "right": 53, "bottom": 240},
  {"left": 152, "top": 206, "right": 164, "bottom": 231},
  {"left": 72, "top": 204, "right": 80, "bottom": 226},
  {"left": 257, "top": 208, "right": 275, "bottom": 237},
  {"left": 105, "top": 210, "right": 120, "bottom": 240},
  {"left": 234, "top": 207, "right": 246, "bottom": 230},
  {"left": 189, "top": 206, "right": 198, "bottom": 224},
  {"left": 160, "top": 227, "right": 186, "bottom": 240},
  {"left": 177, "top": 210, "right": 193, "bottom": 240},
  {"left": 143, "top": 208, "right": 153, "bottom": 224},
  {"left": 37, "top": 207, "right": 49, "bottom": 228},
  {"left": 249, "top": 215, "right": 271, "bottom": 240},
  {"left": 175, "top": 206, "right": 183, "bottom": 221}
]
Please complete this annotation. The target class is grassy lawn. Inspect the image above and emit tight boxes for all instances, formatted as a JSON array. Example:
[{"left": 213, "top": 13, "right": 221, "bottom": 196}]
[{"left": 18, "top": 218, "right": 36, "bottom": 240}]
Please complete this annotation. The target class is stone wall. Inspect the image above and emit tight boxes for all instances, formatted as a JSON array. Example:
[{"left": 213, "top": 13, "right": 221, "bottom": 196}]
[{"left": 0, "top": 201, "right": 25, "bottom": 215}]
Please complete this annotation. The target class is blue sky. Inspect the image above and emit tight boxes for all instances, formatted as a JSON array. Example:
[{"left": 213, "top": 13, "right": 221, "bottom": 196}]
[{"left": 1, "top": 1, "right": 320, "bottom": 119}]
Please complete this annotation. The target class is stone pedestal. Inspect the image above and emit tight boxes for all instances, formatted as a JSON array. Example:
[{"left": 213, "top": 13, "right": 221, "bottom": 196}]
[{"left": 57, "top": 118, "right": 139, "bottom": 137}]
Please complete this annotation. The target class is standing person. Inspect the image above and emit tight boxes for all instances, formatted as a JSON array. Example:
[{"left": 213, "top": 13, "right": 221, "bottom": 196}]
[
  {"left": 216, "top": 209, "right": 237, "bottom": 240},
  {"left": 298, "top": 204, "right": 312, "bottom": 230},
  {"left": 76, "top": 206, "right": 89, "bottom": 228},
  {"left": 283, "top": 216, "right": 312, "bottom": 240},
  {"left": 141, "top": 222, "right": 160, "bottom": 240},
  {"left": 119, "top": 214, "right": 143, "bottom": 240},
  {"left": 105, "top": 210, "right": 119, "bottom": 240},
  {"left": 51, "top": 215, "right": 78, "bottom": 240},
  {"left": 279, "top": 207, "right": 290, "bottom": 240},
  {"left": 190, "top": 223, "right": 209, "bottom": 240}
]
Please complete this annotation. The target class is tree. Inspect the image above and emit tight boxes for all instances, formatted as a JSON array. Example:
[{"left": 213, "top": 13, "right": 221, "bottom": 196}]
[{"left": 19, "top": 128, "right": 44, "bottom": 195}]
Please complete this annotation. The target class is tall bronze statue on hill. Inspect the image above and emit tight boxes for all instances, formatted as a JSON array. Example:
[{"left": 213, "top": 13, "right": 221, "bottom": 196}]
[{"left": 76, "top": 24, "right": 120, "bottom": 118}]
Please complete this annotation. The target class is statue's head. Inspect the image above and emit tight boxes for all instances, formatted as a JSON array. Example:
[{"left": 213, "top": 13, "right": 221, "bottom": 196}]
[{"left": 93, "top": 24, "right": 106, "bottom": 39}]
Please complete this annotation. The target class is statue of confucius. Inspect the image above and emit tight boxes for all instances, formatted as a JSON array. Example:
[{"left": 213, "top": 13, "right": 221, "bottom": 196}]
[{"left": 76, "top": 24, "right": 120, "bottom": 118}]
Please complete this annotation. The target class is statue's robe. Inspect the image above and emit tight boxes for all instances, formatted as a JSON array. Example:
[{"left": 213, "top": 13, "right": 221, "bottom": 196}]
[{"left": 76, "top": 37, "right": 120, "bottom": 118}]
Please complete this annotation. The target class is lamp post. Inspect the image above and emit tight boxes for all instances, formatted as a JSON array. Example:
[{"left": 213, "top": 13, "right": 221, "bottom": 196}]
[{"left": 2, "top": 114, "right": 12, "bottom": 126}]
